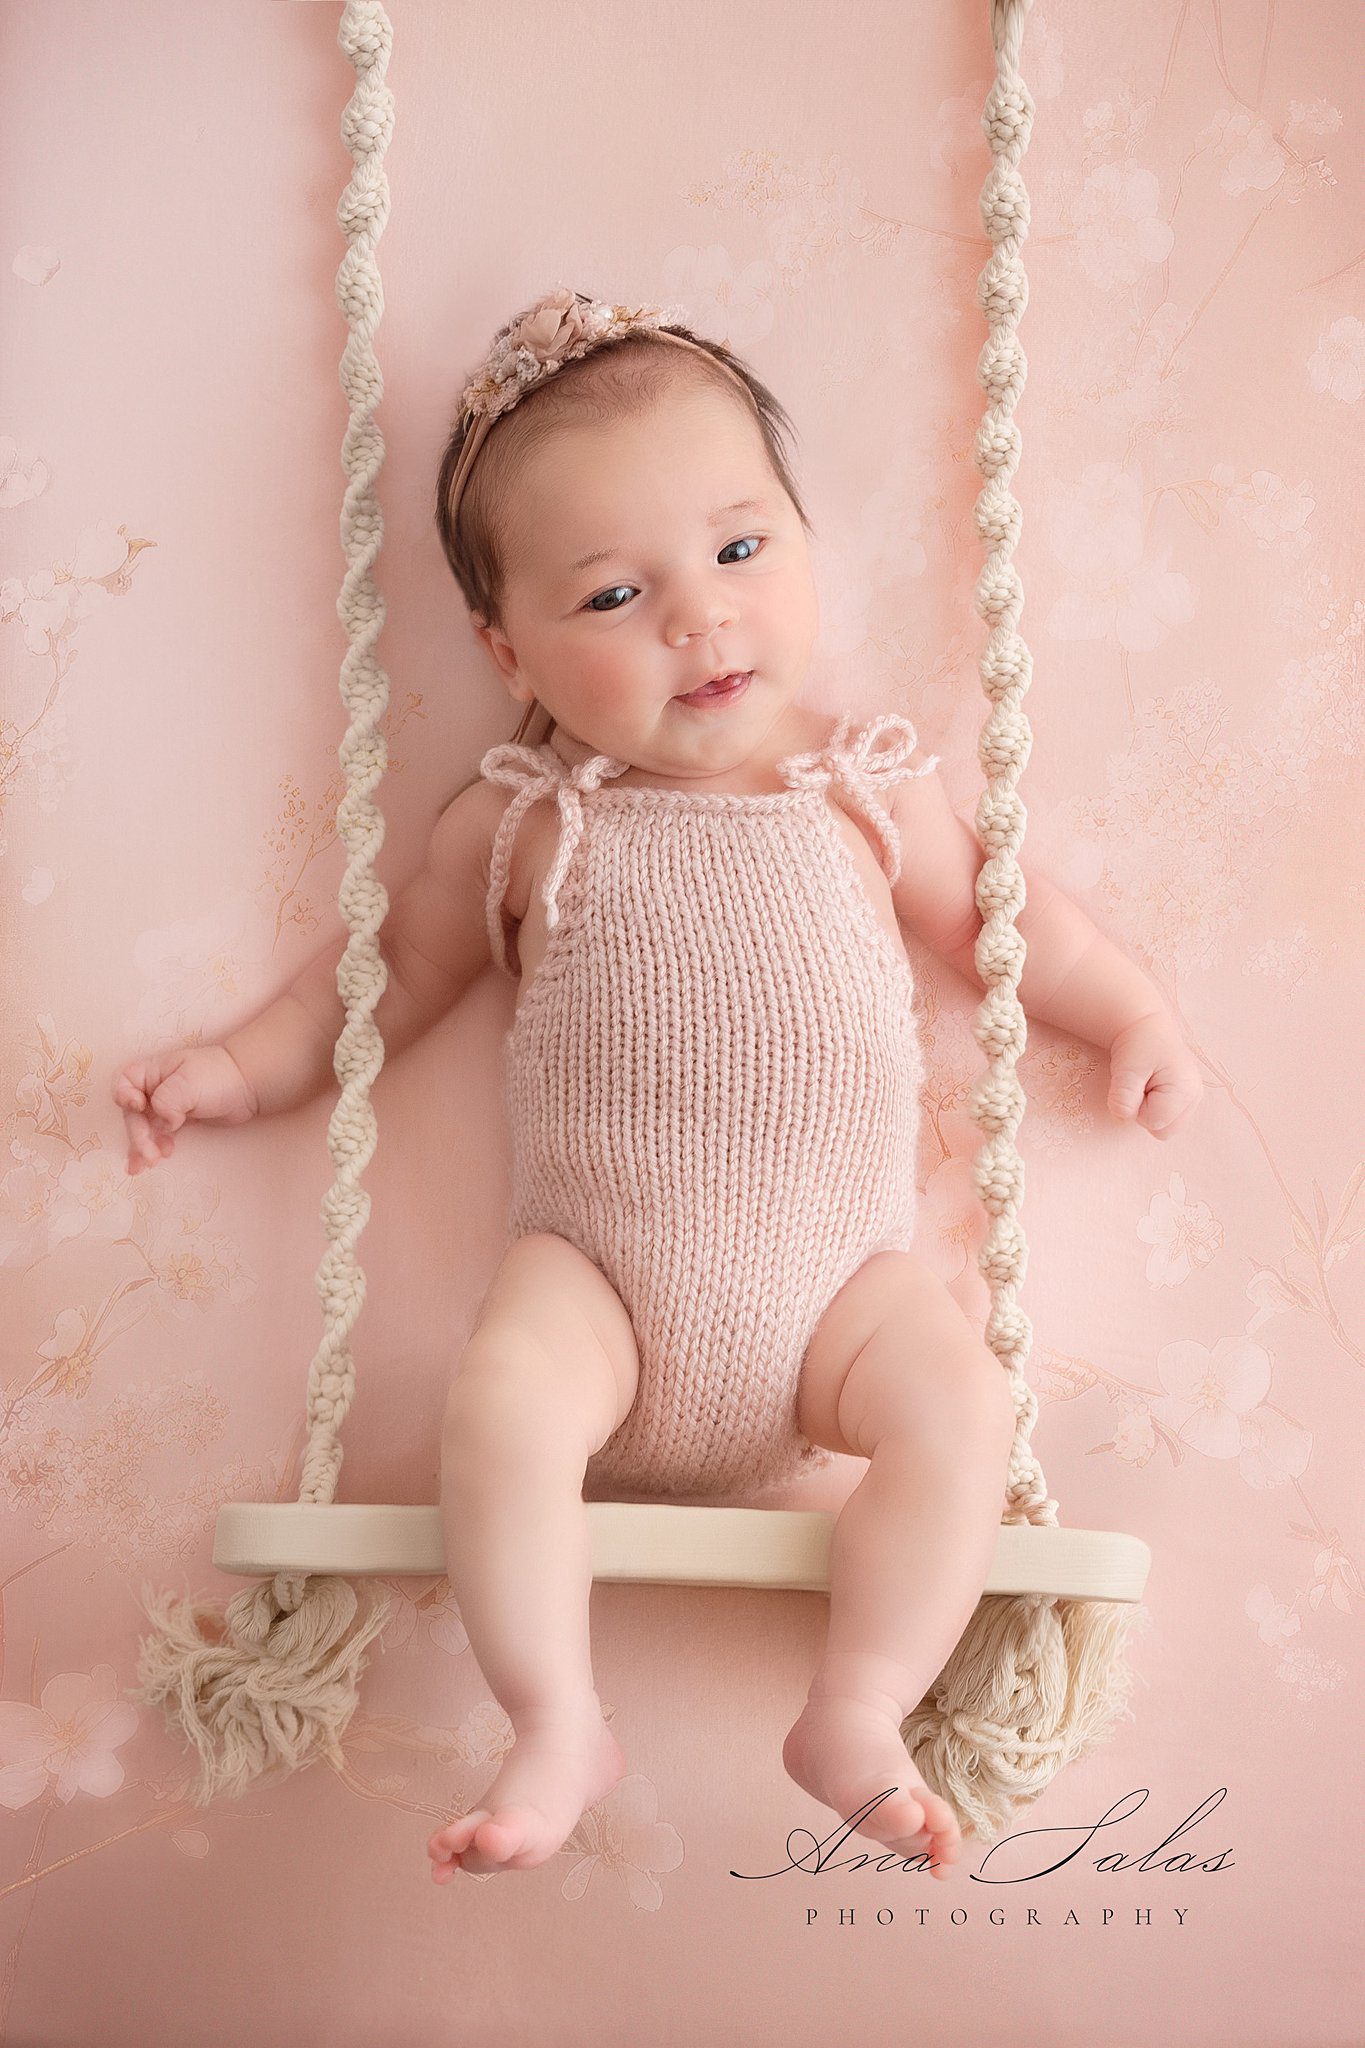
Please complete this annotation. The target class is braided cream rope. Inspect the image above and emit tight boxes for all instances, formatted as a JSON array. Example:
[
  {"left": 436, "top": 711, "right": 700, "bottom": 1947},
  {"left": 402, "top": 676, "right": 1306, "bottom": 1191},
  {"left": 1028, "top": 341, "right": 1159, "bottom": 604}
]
[
  {"left": 129, "top": 1, "right": 396, "bottom": 1805},
  {"left": 898, "top": 0, "right": 1142, "bottom": 1844}
]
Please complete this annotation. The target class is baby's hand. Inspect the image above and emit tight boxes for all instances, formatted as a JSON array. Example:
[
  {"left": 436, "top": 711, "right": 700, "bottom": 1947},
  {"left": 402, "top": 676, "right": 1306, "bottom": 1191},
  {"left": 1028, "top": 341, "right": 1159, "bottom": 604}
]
[
  {"left": 112, "top": 1044, "right": 259, "bottom": 1176},
  {"left": 1107, "top": 1012, "right": 1203, "bottom": 1141}
]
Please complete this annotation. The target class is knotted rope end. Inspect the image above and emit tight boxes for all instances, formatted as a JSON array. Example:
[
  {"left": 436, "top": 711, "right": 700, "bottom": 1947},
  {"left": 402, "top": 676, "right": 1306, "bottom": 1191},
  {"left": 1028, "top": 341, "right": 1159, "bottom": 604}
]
[
  {"left": 128, "top": 1573, "right": 392, "bottom": 1807},
  {"left": 901, "top": 1590, "right": 1149, "bottom": 1848}
]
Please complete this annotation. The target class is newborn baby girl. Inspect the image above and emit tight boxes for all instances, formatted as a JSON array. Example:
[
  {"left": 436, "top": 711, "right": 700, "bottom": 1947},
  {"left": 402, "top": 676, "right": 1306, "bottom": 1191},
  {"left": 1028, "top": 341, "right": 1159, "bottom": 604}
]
[{"left": 113, "top": 290, "right": 1202, "bottom": 1884}]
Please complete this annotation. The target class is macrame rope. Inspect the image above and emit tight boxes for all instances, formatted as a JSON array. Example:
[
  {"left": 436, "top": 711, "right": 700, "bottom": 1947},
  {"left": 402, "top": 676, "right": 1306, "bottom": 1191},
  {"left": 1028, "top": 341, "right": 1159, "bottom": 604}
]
[
  {"left": 127, "top": 0, "right": 396, "bottom": 1804},
  {"left": 898, "top": 0, "right": 1145, "bottom": 1845}
]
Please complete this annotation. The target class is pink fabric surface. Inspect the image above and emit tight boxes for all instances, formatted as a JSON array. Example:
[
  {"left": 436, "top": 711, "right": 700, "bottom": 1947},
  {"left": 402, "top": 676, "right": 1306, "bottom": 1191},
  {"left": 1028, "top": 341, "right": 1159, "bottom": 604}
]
[{"left": 3, "top": 3, "right": 1361, "bottom": 2044}]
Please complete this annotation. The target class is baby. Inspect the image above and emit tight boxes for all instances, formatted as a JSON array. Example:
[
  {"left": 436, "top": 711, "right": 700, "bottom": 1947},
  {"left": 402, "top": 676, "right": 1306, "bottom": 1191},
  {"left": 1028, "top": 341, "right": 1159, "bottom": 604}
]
[{"left": 113, "top": 290, "right": 1202, "bottom": 1884}]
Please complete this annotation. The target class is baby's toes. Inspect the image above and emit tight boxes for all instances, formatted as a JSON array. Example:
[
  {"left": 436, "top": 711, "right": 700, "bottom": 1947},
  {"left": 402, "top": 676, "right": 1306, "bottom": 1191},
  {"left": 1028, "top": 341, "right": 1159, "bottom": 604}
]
[
  {"left": 918, "top": 1792, "right": 962, "bottom": 1878},
  {"left": 923, "top": 1788, "right": 956, "bottom": 1830},
  {"left": 875, "top": 1782, "right": 934, "bottom": 1846},
  {"left": 469, "top": 1807, "right": 548, "bottom": 1869},
  {"left": 428, "top": 1808, "right": 490, "bottom": 1876}
]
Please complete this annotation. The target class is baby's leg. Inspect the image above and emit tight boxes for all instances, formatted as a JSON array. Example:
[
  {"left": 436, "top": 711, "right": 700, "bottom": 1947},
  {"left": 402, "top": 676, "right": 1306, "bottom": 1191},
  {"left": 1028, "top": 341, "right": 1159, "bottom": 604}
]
[
  {"left": 784, "top": 1251, "right": 1017, "bottom": 1878},
  {"left": 427, "top": 1232, "right": 640, "bottom": 1883}
]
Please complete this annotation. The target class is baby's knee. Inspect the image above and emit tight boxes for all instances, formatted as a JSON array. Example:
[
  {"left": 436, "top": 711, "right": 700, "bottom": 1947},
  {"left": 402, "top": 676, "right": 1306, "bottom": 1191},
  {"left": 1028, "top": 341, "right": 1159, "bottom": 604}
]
[
  {"left": 442, "top": 1331, "right": 618, "bottom": 1475},
  {"left": 445, "top": 1335, "right": 551, "bottom": 1449},
  {"left": 943, "top": 1347, "right": 1017, "bottom": 1467},
  {"left": 884, "top": 1343, "right": 1016, "bottom": 1472},
  {"left": 971, "top": 1349, "right": 1018, "bottom": 1448}
]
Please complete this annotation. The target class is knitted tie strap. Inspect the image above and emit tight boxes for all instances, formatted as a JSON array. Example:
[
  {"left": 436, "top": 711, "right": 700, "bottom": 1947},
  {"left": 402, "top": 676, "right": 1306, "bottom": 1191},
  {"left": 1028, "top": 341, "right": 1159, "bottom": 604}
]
[
  {"left": 482, "top": 742, "right": 632, "bottom": 968},
  {"left": 781, "top": 712, "right": 941, "bottom": 885}
]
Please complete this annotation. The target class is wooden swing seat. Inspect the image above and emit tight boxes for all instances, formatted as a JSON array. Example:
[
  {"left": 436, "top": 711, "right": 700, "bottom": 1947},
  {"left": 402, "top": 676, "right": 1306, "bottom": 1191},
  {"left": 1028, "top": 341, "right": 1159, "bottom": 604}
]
[{"left": 214, "top": 1500, "right": 1151, "bottom": 1598}]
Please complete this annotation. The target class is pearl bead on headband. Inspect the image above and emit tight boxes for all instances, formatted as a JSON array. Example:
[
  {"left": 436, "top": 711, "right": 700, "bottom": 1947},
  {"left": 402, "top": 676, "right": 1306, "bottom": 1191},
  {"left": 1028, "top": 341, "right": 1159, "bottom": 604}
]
[{"left": 444, "top": 284, "right": 756, "bottom": 527}]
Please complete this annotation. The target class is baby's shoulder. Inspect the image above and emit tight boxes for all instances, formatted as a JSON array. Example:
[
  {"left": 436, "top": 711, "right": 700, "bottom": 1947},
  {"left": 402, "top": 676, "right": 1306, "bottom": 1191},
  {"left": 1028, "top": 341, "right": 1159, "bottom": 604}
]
[
  {"left": 460, "top": 744, "right": 560, "bottom": 924},
  {"left": 427, "top": 771, "right": 514, "bottom": 904},
  {"left": 788, "top": 703, "right": 941, "bottom": 881}
]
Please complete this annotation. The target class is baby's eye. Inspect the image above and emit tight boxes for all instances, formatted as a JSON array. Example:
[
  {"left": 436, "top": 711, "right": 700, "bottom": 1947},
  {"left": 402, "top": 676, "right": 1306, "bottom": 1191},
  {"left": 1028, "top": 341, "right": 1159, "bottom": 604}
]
[
  {"left": 584, "top": 583, "right": 635, "bottom": 614},
  {"left": 581, "top": 536, "right": 766, "bottom": 613}
]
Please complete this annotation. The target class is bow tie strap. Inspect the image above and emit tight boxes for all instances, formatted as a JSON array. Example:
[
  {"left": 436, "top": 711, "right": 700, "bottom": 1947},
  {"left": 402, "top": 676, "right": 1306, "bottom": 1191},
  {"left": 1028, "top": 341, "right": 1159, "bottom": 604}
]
[
  {"left": 480, "top": 742, "right": 631, "bottom": 967},
  {"left": 781, "top": 712, "right": 941, "bottom": 884}
]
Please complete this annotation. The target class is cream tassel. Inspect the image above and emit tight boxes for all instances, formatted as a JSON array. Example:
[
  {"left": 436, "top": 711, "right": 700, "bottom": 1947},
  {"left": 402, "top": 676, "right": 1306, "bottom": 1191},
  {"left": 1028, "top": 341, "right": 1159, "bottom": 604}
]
[
  {"left": 903, "top": 1596, "right": 1152, "bottom": 1845},
  {"left": 133, "top": 1574, "right": 392, "bottom": 1806}
]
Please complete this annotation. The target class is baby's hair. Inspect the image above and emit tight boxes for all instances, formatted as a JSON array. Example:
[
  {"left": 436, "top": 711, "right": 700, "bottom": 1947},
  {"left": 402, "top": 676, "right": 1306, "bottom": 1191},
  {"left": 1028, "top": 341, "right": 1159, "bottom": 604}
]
[{"left": 434, "top": 316, "right": 814, "bottom": 751}]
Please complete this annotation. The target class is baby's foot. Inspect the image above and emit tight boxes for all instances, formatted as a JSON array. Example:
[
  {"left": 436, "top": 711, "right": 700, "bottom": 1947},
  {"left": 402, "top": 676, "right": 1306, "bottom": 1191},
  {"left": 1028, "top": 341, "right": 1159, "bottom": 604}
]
[
  {"left": 782, "top": 1685, "right": 962, "bottom": 1881},
  {"left": 427, "top": 1698, "right": 625, "bottom": 1881}
]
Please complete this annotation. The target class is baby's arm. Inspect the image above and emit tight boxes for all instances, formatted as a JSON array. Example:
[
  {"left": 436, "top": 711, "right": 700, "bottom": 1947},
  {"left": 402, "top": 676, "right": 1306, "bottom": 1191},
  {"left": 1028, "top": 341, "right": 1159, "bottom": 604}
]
[
  {"left": 226, "top": 776, "right": 504, "bottom": 1117},
  {"left": 887, "top": 768, "right": 1204, "bottom": 1140},
  {"left": 115, "top": 777, "right": 504, "bottom": 1172}
]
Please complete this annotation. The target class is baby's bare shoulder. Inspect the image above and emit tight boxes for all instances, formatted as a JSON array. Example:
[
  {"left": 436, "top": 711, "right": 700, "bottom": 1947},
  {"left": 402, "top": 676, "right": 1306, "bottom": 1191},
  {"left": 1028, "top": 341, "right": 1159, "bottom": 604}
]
[
  {"left": 430, "top": 773, "right": 508, "bottom": 891},
  {"left": 376, "top": 774, "right": 513, "bottom": 1005},
  {"left": 432, "top": 766, "right": 545, "bottom": 924}
]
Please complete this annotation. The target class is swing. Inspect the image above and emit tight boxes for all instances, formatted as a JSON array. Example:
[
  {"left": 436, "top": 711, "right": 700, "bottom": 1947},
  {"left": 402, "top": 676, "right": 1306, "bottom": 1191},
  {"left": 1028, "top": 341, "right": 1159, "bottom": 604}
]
[{"left": 132, "top": 0, "right": 1151, "bottom": 1841}]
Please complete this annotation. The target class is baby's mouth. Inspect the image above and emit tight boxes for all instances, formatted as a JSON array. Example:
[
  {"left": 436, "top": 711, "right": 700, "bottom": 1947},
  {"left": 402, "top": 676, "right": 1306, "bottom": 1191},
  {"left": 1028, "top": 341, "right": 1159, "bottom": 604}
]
[{"left": 675, "top": 671, "right": 753, "bottom": 706}]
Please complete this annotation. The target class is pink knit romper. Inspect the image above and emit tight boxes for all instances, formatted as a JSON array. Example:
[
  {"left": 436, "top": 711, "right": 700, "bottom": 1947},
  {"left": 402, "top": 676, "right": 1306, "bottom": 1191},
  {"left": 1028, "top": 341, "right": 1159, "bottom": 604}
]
[{"left": 479, "top": 711, "right": 940, "bottom": 1501}]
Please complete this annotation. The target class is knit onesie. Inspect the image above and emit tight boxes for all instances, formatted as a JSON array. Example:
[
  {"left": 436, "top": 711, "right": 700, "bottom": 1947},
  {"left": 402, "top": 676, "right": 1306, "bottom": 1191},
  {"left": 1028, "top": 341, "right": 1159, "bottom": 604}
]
[{"left": 480, "top": 711, "right": 939, "bottom": 1501}]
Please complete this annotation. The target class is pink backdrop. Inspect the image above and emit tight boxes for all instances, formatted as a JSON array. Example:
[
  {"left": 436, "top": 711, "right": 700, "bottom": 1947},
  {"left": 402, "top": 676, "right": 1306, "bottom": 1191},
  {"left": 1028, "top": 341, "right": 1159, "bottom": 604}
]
[{"left": 3, "top": 3, "right": 1362, "bottom": 2043}]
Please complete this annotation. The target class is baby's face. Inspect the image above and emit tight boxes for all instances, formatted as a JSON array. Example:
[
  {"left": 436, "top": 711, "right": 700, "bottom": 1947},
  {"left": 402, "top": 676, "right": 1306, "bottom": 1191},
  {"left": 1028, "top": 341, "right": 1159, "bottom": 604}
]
[{"left": 476, "top": 382, "right": 819, "bottom": 777}]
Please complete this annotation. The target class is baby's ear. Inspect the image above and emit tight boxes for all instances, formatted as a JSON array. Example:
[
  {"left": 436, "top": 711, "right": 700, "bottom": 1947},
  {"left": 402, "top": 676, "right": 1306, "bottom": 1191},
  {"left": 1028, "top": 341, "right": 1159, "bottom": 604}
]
[{"left": 473, "top": 620, "right": 528, "bottom": 697}]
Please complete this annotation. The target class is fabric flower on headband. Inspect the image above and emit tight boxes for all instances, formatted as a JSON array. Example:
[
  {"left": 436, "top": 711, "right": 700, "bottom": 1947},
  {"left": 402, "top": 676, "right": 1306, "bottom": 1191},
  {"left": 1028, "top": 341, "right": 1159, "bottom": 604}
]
[{"left": 457, "top": 285, "right": 683, "bottom": 424}]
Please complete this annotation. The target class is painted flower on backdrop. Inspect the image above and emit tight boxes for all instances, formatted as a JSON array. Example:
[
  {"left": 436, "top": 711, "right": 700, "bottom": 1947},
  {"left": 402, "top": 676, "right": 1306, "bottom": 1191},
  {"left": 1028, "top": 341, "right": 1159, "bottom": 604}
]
[
  {"left": 47, "top": 1147, "right": 140, "bottom": 1256},
  {"left": 1112, "top": 1401, "right": 1158, "bottom": 1467},
  {"left": 1246, "top": 1586, "right": 1301, "bottom": 1647},
  {"left": 1060, "top": 673, "right": 1289, "bottom": 984},
  {"left": 1308, "top": 314, "right": 1365, "bottom": 405},
  {"left": 1275, "top": 1645, "right": 1347, "bottom": 1703},
  {"left": 1081, "top": 92, "right": 1155, "bottom": 161},
  {"left": 1070, "top": 163, "right": 1174, "bottom": 291},
  {"left": 1044, "top": 461, "right": 1197, "bottom": 655},
  {"left": 123, "top": 904, "right": 282, "bottom": 1051},
  {"left": 658, "top": 243, "right": 776, "bottom": 348},
  {"left": 1245, "top": 1268, "right": 1301, "bottom": 1332},
  {"left": 12, "top": 242, "right": 61, "bottom": 286},
  {"left": 1244, "top": 927, "right": 1328, "bottom": 989},
  {"left": 124, "top": 1171, "right": 255, "bottom": 1320},
  {"left": 0, "top": 432, "right": 49, "bottom": 507},
  {"left": 1137, "top": 1172, "right": 1224, "bottom": 1286},
  {"left": 1197, "top": 108, "right": 1286, "bottom": 195},
  {"left": 1, "top": 523, "right": 137, "bottom": 652},
  {"left": 1209, "top": 465, "right": 1315, "bottom": 554},
  {"left": 0, "top": 1139, "right": 84, "bottom": 1264},
  {"left": 0, "top": 1666, "right": 138, "bottom": 1809},
  {"left": 1150, "top": 1335, "right": 1311, "bottom": 1484},
  {"left": 561, "top": 1775, "right": 684, "bottom": 1909},
  {"left": 375, "top": 1577, "right": 469, "bottom": 1657}
]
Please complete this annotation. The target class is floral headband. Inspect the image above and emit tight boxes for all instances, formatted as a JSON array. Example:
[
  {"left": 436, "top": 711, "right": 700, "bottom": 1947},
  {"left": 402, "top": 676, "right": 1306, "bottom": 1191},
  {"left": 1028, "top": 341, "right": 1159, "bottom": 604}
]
[{"left": 444, "top": 284, "right": 754, "bottom": 527}]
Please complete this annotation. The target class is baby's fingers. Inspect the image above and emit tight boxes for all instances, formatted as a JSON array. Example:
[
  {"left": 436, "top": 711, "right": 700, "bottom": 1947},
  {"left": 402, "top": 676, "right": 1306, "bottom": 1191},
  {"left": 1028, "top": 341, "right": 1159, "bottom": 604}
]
[
  {"left": 116, "top": 1091, "right": 169, "bottom": 1174},
  {"left": 125, "top": 1113, "right": 170, "bottom": 1174},
  {"left": 114, "top": 1070, "right": 161, "bottom": 1174},
  {"left": 1137, "top": 1085, "right": 1192, "bottom": 1140}
]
